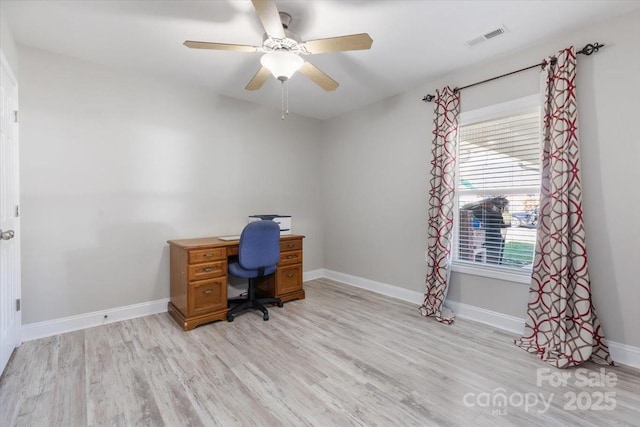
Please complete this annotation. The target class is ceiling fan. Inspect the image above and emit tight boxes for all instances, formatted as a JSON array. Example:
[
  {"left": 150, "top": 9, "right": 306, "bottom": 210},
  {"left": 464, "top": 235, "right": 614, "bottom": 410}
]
[{"left": 183, "top": 0, "right": 373, "bottom": 92}]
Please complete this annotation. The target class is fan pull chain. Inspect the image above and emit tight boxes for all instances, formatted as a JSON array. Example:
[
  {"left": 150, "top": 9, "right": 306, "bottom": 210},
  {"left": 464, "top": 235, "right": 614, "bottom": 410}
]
[
  {"left": 281, "top": 80, "right": 285, "bottom": 120},
  {"left": 285, "top": 80, "right": 289, "bottom": 117},
  {"left": 280, "top": 80, "right": 291, "bottom": 120}
]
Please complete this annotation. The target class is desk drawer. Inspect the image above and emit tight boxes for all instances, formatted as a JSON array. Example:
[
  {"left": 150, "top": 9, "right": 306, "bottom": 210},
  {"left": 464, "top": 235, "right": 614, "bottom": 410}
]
[
  {"left": 188, "top": 260, "right": 227, "bottom": 281},
  {"left": 189, "top": 278, "right": 226, "bottom": 316},
  {"left": 279, "top": 250, "right": 302, "bottom": 267},
  {"left": 280, "top": 239, "right": 302, "bottom": 252},
  {"left": 277, "top": 265, "right": 302, "bottom": 295},
  {"left": 189, "top": 248, "right": 226, "bottom": 264}
]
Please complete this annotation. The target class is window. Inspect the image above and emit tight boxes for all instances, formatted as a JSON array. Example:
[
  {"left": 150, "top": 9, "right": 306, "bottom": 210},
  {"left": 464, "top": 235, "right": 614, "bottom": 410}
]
[{"left": 452, "top": 95, "right": 541, "bottom": 283}]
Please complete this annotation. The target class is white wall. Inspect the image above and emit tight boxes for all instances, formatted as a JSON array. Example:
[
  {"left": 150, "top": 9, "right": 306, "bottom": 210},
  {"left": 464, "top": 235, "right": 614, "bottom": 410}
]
[
  {"left": 321, "top": 10, "right": 640, "bottom": 347},
  {"left": 19, "top": 46, "right": 324, "bottom": 324},
  {"left": 1, "top": 8, "right": 19, "bottom": 75},
  {"left": 15, "top": 9, "right": 640, "bottom": 349}
]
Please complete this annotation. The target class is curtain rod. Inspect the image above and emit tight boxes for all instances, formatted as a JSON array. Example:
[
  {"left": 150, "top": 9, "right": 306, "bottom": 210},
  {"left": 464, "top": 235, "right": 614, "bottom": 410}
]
[{"left": 421, "top": 42, "right": 604, "bottom": 102}]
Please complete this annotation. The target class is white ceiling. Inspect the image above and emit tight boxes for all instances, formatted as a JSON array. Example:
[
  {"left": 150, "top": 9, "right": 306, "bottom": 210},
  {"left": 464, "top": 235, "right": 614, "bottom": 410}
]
[{"left": 3, "top": 0, "right": 639, "bottom": 120}]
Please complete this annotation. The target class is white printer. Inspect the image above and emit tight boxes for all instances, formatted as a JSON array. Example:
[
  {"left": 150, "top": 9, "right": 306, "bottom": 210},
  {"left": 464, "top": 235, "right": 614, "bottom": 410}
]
[{"left": 248, "top": 215, "right": 292, "bottom": 235}]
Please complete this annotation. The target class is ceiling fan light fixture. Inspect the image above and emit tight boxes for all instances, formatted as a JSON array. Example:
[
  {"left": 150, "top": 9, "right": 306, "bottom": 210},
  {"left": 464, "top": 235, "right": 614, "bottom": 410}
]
[{"left": 260, "top": 51, "right": 304, "bottom": 81}]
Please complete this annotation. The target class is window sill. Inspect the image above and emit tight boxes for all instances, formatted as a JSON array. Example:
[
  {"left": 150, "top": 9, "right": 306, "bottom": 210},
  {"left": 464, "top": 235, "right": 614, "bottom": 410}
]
[{"left": 451, "top": 261, "right": 531, "bottom": 285}]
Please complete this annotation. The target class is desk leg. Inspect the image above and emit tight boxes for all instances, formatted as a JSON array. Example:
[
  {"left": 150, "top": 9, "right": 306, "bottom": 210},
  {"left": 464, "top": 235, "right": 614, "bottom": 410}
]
[{"left": 168, "top": 302, "right": 228, "bottom": 331}]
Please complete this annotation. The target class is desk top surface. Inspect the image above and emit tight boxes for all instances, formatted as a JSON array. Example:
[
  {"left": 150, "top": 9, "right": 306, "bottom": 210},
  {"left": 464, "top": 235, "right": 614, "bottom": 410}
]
[{"left": 167, "top": 234, "right": 304, "bottom": 249}]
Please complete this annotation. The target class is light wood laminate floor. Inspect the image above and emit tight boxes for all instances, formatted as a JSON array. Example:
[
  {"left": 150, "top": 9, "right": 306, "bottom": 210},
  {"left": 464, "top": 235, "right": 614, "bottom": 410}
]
[{"left": 1, "top": 279, "right": 639, "bottom": 426}]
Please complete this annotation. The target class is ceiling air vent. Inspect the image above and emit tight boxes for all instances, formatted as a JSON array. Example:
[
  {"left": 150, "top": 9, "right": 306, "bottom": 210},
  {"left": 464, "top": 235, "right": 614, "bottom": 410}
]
[{"left": 466, "top": 26, "right": 507, "bottom": 47}]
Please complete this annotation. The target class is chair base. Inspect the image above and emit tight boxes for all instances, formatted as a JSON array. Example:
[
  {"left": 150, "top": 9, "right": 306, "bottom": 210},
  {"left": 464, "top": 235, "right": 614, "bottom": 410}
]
[{"left": 227, "top": 295, "right": 282, "bottom": 322}]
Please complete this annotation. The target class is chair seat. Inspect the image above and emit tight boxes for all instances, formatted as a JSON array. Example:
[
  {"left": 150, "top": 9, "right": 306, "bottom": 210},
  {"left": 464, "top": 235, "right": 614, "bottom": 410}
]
[{"left": 228, "top": 262, "right": 276, "bottom": 279}]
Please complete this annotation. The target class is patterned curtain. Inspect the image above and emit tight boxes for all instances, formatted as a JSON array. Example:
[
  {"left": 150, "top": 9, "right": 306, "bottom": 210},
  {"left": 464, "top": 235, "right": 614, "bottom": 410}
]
[
  {"left": 419, "top": 86, "right": 460, "bottom": 324},
  {"left": 514, "top": 47, "right": 613, "bottom": 368}
]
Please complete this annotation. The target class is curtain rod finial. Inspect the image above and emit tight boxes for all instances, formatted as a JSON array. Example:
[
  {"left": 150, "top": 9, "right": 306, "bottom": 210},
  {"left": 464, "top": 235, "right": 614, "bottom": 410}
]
[{"left": 578, "top": 42, "right": 604, "bottom": 56}]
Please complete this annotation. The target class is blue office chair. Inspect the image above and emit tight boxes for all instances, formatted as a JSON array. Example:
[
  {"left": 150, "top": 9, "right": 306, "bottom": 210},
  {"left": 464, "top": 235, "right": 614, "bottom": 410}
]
[{"left": 227, "top": 220, "right": 283, "bottom": 321}]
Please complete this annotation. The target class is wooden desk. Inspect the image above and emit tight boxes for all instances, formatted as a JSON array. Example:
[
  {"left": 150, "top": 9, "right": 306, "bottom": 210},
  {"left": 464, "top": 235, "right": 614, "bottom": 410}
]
[{"left": 167, "top": 234, "right": 305, "bottom": 330}]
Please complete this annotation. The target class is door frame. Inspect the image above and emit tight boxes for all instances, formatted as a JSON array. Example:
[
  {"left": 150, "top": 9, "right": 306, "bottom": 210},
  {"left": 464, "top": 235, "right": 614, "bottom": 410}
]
[{"left": 0, "top": 48, "right": 21, "bottom": 374}]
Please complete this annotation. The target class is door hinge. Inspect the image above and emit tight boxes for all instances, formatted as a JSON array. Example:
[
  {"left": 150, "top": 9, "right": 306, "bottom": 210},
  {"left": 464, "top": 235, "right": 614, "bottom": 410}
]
[
  {"left": 16, "top": 299, "right": 21, "bottom": 312},
  {"left": 14, "top": 110, "right": 18, "bottom": 123},
  {"left": 15, "top": 205, "right": 19, "bottom": 217}
]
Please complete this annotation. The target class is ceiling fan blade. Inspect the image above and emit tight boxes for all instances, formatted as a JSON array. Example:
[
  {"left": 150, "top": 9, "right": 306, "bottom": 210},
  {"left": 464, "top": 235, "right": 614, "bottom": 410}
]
[
  {"left": 303, "top": 33, "right": 373, "bottom": 54},
  {"left": 251, "top": 0, "right": 285, "bottom": 39},
  {"left": 183, "top": 41, "right": 258, "bottom": 52},
  {"left": 299, "top": 61, "right": 339, "bottom": 92},
  {"left": 245, "top": 67, "right": 272, "bottom": 91}
]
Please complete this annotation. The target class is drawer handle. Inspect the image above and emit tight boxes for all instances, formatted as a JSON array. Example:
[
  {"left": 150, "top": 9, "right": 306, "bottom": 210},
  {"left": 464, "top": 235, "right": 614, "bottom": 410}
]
[
  {"left": 286, "top": 255, "right": 296, "bottom": 259},
  {"left": 202, "top": 267, "right": 217, "bottom": 272},
  {"left": 203, "top": 253, "right": 214, "bottom": 258},
  {"left": 287, "top": 273, "right": 295, "bottom": 278},
  {"left": 203, "top": 289, "right": 213, "bottom": 295},
  {"left": 286, "top": 243, "right": 294, "bottom": 248}
]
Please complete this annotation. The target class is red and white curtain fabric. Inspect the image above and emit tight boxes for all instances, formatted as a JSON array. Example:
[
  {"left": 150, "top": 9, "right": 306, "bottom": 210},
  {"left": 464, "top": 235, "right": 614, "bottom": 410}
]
[
  {"left": 514, "top": 47, "right": 613, "bottom": 368},
  {"left": 419, "top": 86, "right": 460, "bottom": 324}
]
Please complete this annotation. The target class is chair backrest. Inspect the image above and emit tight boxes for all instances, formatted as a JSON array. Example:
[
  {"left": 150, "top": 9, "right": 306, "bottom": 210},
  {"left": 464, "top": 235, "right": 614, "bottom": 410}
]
[{"left": 238, "top": 220, "right": 281, "bottom": 270}]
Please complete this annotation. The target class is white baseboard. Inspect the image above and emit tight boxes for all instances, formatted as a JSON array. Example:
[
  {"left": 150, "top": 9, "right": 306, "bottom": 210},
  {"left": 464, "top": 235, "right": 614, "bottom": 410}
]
[
  {"left": 21, "top": 298, "right": 170, "bottom": 342},
  {"left": 21, "top": 270, "right": 329, "bottom": 342},
  {"left": 320, "top": 269, "right": 640, "bottom": 369},
  {"left": 20, "top": 270, "right": 640, "bottom": 369},
  {"left": 605, "top": 341, "right": 640, "bottom": 369},
  {"left": 322, "top": 269, "right": 424, "bottom": 304},
  {"left": 303, "top": 269, "right": 325, "bottom": 282},
  {"left": 444, "top": 300, "right": 526, "bottom": 335}
]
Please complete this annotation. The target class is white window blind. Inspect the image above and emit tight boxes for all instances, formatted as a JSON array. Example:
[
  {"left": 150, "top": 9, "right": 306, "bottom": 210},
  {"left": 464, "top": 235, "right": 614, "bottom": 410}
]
[{"left": 455, "top": 107, "right": 541, "bottom": 274}]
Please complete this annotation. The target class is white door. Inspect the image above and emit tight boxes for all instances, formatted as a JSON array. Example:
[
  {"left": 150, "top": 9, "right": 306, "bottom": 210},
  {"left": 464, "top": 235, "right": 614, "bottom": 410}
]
[{"left": 0, "top": 52, "right": 21, "bottom": 373}]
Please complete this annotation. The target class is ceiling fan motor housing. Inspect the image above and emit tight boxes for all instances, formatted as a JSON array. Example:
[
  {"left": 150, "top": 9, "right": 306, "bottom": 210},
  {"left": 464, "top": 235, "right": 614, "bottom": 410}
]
[
  {"left": 262, "top": 30, "right": 302, "bottom": 51},
  {"left": 260, "top": 12, "right": 308, "bottom": 54}
]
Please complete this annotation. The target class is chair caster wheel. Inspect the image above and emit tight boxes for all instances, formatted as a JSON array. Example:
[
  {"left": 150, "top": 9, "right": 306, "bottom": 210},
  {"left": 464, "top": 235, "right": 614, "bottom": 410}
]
[
  {"left": 277, "top": 301, "right": 283, "bottom": 308},
  {"left": 227, "top": 314, "right": 234, "bottom": 322},
  {"left": 263, "top": 313, "right": 269, "bottom": 321}
]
